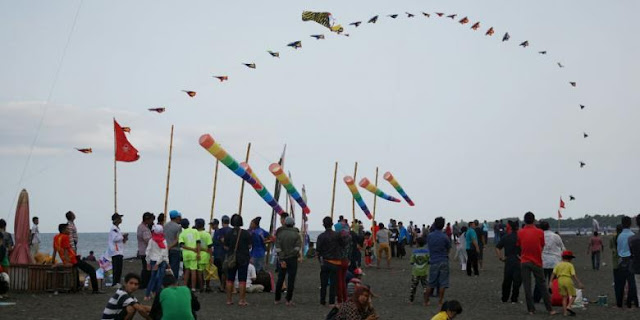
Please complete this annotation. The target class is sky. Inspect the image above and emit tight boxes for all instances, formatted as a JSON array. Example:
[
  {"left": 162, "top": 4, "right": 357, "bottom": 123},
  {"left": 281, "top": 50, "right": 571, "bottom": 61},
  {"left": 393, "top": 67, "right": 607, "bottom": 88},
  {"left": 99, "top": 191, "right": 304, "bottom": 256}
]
[{"left": 1, "top": 0, "right": 639, "bottom": 233}]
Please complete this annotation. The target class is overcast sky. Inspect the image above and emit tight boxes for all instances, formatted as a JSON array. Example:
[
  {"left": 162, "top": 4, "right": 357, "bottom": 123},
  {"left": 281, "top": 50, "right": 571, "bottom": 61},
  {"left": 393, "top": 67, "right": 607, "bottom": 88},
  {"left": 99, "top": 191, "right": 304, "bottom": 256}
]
[{"left": 1, "top": 0, "right": 639, "bottom": 233}]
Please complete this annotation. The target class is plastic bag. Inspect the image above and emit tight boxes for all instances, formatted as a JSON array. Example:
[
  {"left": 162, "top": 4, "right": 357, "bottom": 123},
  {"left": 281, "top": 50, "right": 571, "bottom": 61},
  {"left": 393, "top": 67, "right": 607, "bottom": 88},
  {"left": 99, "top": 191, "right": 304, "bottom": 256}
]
[{"left": 205, "top": 262, "right": 218, "bottom": 281}]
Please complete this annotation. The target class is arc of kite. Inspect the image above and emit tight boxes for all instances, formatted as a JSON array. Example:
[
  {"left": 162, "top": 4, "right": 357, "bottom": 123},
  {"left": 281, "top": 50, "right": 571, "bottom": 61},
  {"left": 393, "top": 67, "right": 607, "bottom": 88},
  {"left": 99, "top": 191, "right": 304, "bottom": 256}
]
[
  {"left": 344, "top": 176, "right": 372, "bottom": 219},
  {"left": 383, "top": 172, "right": 414, "bottom": 206},
  {"left": 269, "top": 163, "right": 310, "bottom": 214},
  {"left": 358, "top": 178, "right": 401, "bottom": 203}
]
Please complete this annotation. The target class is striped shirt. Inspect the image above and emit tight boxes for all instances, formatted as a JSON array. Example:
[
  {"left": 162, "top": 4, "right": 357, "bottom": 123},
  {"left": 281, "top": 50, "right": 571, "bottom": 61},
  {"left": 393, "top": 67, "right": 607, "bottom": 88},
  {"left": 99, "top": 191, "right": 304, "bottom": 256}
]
[{"left": 101, "top": 289, "right": 137, "bottom": 319}]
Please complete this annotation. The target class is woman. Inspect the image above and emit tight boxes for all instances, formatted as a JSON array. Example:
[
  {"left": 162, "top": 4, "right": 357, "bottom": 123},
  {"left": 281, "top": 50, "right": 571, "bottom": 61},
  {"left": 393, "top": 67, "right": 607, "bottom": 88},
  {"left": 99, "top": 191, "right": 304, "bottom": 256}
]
[
  {"left": 145, "top": 224, "right": 170, "bottom": 301},
  {"left": 587, "top": 231, "right": 603, "bottom": 270},
  {"left": 455, "top": 226, "right": 468, "bottom": 271},
  {"left": 335, "top": 285, "right": 378, "bottom": 320},
  {"left": 224, "top": 214, "right": 252, "bottom": 306},
  {"left": 535, "top": 221, "right": 564, "bottom": 303}
]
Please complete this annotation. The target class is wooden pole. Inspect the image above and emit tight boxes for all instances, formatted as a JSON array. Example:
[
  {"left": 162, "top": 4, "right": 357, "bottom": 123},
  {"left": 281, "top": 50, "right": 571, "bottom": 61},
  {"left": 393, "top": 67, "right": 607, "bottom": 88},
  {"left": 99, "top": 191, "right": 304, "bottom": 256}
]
[
  {"left": 351, "top": 162, "right": 358, "bottom": 222},
  {"left": 237, "top": 142, "right": 251, "bottom": 215},
  {"left": 163, "top": 125, "right": 174, "bottom": 219},
  {"left": 372, "top": 167, "right": 379, "bottom": 230},
  {"left": 208, "top": 159, "right": 219, "bottom": 232},
  {"left": 330, "top": 162, "right": 338, "bottom": 220},
  {"left": 113, "top": 118, "right": 117, "bottom": 213}
]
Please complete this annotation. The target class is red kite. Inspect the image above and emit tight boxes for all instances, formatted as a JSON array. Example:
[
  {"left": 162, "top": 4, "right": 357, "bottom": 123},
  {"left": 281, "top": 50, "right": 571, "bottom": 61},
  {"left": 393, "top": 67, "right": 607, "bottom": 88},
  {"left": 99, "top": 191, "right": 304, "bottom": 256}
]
[
  {"left": 75, "top": 148, "right": 92, "bottom": 154},
  {"left": 485, "top": 27, "right": 494, "bottom": 36},
  {"left": 122, "top": 127, "right": 131, "bottom": 133},
  {"left": 459, "top": 17, "right": 469, "bottom": 24},
  {"left": 435, "top": 12, "right": 444, "bottom": 17},
  {"left": 182, "top": 90, "right": 196, "bottom": 97},
  {"left": 213, "top": 76, "right": 228, "bottom": 82},
  {"left": 471, "top": 22, "right": 480, "bottom": 30},
  {"left": 148, "top": 108, "right": 165, "bottom": 113}
]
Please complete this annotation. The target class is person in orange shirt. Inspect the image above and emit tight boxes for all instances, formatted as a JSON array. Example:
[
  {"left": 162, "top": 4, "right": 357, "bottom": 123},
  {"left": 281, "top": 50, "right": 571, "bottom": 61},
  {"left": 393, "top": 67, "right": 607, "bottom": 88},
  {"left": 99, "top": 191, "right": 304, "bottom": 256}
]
[{"left": 52, "top": 223, "right": 102, "bottom": 293}]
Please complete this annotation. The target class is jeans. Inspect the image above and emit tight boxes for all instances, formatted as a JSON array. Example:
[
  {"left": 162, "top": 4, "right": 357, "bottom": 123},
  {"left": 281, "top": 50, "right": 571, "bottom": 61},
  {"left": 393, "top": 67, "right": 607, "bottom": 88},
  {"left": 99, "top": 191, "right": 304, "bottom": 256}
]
[
  {"left": 502, "top": 260, "right": 521, "bottom": 302},
  {"left": 168, "top": 249, "right": 181, "bottom": 279},
  {"left": 112, "top": 255, "right": 123, "bottom": 286},
  {"left": 614, "top": 259, "right": 638, "bottom": 307},
  {"left": 320, "top": 261, "right": 338, "bottom": 305},
  {"left": 521, "top": 262, "right": 552, "bottom": 312},
  {"left": 74, "top": 259, "right": 99, "bottom": 292},
  {"left": 397, "top": 239, "right": 406, "bottom": 258},
  {"left": 275, "top": 257, "right": 298, "bottom": 302},
  {"left": 466, "top": 250, "right": 479, "bottom": 276},
  {"left": 591, "top": 251, "right": 601, "bottom": 270},
  {"left": 533, "top": 268, "right": 553, "bottom": 303},
  {"left": 145, "top": 260, "right": 167, "bottom": 298}
]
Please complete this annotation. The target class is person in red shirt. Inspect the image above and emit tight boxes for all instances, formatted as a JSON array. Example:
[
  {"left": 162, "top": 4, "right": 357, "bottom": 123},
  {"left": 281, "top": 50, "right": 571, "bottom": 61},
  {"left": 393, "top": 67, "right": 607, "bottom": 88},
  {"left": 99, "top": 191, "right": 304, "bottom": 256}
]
[
  {"left": 516, "top": 212, "right": 556, "bottom": 315},
  {"left": 52, "top": 223, "right": 102, "bottom": 293}
]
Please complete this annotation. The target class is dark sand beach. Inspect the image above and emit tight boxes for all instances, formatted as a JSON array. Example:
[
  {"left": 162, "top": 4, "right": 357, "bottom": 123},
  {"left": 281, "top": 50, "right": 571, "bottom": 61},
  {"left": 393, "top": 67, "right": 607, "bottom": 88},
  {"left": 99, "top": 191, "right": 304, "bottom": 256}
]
[{"left": 2, "top": 235, "right": 638, "bottom": 319}]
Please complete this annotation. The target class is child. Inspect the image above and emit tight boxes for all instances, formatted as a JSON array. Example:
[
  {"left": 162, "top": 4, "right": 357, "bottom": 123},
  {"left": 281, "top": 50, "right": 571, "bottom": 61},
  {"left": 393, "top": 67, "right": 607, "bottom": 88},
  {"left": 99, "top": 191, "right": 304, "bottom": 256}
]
[
  {"left": 363, "top": 232, "right": 373, "bottom": 267},
  {"left": 347, "top": 267, "right": 364, "bottom": 296},
  {"left": 409, "top": 237, "right": 430, "bottom": 305},
  {"left": 431, "top": 300, "right": 463, "bottom": 320},
  {"left": 552, "top": 250, "right": 584, "bottom": 316}
]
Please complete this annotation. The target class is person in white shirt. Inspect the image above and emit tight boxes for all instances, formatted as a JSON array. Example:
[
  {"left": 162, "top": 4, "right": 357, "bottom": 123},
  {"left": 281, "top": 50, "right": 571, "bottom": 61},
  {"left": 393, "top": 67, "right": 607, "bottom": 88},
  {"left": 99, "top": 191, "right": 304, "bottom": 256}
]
[
  {"left": 30, "top": 216, "right": 40, "bottom": 258},
  {"left": 234, "top": 263, "right": 264, "bottom": 293},
  {"left": 108, "top": 213, "right": 128, "bottom": 288},
  {"left": 535, "top": 221, "right": 565, "bottom": 302}
]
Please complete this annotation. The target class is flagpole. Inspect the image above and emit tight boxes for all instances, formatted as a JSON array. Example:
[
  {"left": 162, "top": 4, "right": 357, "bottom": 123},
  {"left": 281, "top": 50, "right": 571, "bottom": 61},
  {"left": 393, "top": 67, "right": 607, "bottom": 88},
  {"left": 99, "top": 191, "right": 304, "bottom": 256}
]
[
  {"left": 288, "top": 171, "right": 294, "bottom": 221},
  {"left": 163, "top": 125, "right": 174, "bottom": 219},
  {"left": 209, "top": 159, "right": 219, "bottom": 232},
  {"left": 330, "top": 162, "right": 338, "bottom": 220},
  {"left": 266, "top": 144, "right": 286, "bottom": 268},
  {"left": 351, "top": 162, "right": 358, "bottom": 222},
  {"left": 237, "top": 142, "right": 251, "bottom": 215},
  {"left": 113, "top": 118, "right": 117, "bottom": 213},
  {"left": 372, "top": 167, "right": 379, "bottom": 230}
]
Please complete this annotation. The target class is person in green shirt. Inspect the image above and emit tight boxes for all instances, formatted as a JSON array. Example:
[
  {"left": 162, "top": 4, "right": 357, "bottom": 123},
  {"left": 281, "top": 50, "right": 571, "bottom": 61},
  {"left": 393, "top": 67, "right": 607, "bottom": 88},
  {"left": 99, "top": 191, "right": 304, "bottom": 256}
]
[
  {"left": 149, "top": 274, "right": 199, "bottom": 320},
  {"left": 409, "top": 237, "right": 430, "bottom": 305},
  {"left": 178, "top": 219, "right": 200, "bottom": 291},
  {"left": 194, "top": 219, "right": 213, "bottom": 293}
]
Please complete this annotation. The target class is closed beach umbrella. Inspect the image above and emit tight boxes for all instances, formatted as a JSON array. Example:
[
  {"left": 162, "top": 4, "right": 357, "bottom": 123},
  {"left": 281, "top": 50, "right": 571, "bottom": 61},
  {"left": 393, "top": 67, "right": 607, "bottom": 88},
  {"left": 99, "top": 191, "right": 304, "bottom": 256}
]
[{"left": 10, "top": 189, "right": 31, "bottom": 264}]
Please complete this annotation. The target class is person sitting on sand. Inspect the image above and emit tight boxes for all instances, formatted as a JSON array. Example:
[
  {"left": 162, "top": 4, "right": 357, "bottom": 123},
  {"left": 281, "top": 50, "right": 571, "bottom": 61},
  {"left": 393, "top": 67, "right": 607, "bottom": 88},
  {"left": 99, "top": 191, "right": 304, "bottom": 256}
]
[
  {"left": 408, "top": 237, "right": 429, "bottom": 305},
  {"left": 334, "top": 285, "right": 378, "bottom": 320},
  {"left": 430, "top": 300, "right": 463, "bottom": 320},
  {"left": 552, "top": 250, "right": 584, "bottom": 316},
  {"left": 234, "top": 263, "right": 264, "bottom": 293},
  {"left": 149, "top": 274, "right": 199, "bottom": 320},
  {"left": 84, "top": 251, "right": 97, "bottom": 262},
  {"left": 101, "top": 273, "right": 151, "bottom": 320}
]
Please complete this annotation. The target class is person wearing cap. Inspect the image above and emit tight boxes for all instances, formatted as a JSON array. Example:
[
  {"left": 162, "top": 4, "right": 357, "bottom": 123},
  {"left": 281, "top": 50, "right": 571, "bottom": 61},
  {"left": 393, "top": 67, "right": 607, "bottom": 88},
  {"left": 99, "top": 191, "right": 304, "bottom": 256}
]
[
  {"left": 108, "top": 213, "right": 128, "bottom": 288},
  {"left": 164, "top": 210, "right": 183, "bottom": 278},
  {"left": 249, "top": 217, "right": 270, "bottom": 272},
  {"left": 213, "top": 216, "right": 231, "bottom": 291},
  {"left": 552, "top": 250, "right": 584, "bottom": 316},
  {"left": 195, "top": 218, "right": 213, "bottom": 292},
  {"left": 178, "top": 219, "right": 200, "bottom": 291},
  {"left": 274, "top": 216, "right": 302, "bottom": 305},
  {"left": 145, "top": 224, "right": 170, "bottom": 301},
  {"left": 137, "top": 212, "right": 154, "bottom": 289}
]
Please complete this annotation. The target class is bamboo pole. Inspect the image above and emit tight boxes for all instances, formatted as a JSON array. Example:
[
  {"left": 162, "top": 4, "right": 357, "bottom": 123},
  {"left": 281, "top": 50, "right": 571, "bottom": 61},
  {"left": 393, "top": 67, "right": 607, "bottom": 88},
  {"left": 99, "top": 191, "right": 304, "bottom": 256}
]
[
  {"left": 113, "top": 118, "right": 117, "bottom": 213},
  {"left": 351, "top": 162, "right": 358, "bottom": 222},
  {"left": 330, "top": 162, "right": 338, "bottom": 220},
  {"left": 237, "top": 142, "right": 251, "bottom": 215},
  {"left": 208, "top": 160, "right": 219, "bottom": 232},
  {"left": 372, "top": 167, "right": 379, "bottom": 232},
  {"left": 163, "top": 125, "right": 174, "bottom": 219}
]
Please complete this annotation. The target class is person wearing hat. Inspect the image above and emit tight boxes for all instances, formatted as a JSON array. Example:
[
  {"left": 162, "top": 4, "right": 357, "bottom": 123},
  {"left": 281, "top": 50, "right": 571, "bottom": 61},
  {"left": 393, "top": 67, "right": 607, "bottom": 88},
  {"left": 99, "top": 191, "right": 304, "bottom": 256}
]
[
  {"left": 213, "top": 216, "right": 231, "bottom": 292},
  {"left": 249, "top": 217, "right": 270, "bottom": 272},
  {"left": 274, "top": 216, "right": 302, "bottom": 305},
  {"left": 164, "top": 210, "right": 183, "bottom": 278},
  {"left": 194, "top": 218, "right": 213, "bottom": 292},
  {"left": 137, "top": 212, "right": 155, "bottom": 289},
  {"left": 145, "top": 224, "right": 170, "bottom": 301},
  {"left": 108, "top": 212, "right": 128, "bottom": 288},
  {"left": 552, "top": 250, "right": 584, "bottom": 316}
]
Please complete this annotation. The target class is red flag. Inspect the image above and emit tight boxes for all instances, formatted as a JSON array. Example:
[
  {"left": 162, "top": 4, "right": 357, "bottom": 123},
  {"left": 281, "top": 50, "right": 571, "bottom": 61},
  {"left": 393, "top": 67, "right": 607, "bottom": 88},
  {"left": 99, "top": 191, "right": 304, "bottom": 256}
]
[
  {"left": 114, "top": 119, "right": 139, "bottom": 162},
  {"left": 559, "top": 197, "right": 565, "bottom": 209},
  {"left": 558, "top": 209, "right": 563, "bottom": 219}
]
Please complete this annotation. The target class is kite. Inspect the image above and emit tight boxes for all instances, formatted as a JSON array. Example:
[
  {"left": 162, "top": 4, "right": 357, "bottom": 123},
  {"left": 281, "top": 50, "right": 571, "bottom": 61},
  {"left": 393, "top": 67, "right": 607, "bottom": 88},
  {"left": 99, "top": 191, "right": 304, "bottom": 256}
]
[
  {"left": 570, "top": 82, "right": 577, "bottom": 87},
  {"left": 75, "top": 148, "right": 92, "bottom": 154},
  {"left": 519, "top": 41, "right": 529, "bottom": 47},
  {"left": 459, "top": 17, "right": 469, "bottom": 24},
  {"left": 471, "top": 22, "right": 480, "bottom": 30},
  {"left": 435, "top": 13, "right": 444, "bottom": 17},
  {"left": 368, "top": 15, "right": 379, "bottom": 23},
  {"left": 583, "top": 132, "right": 589, "bottom": 138},
  {"left": 267, "top": 51, "right": 279, "bottom": 58},
  {"left": 240, "top": 162, "right": 285, "bottom": 215},
  {"left": 422, "top": 12, "right": 430, "bottom": 18},
  {"left": 213, "top": 76, "right": 228, "bottom": 82},
  {"left": 243, "top": 63, "right": 256, "bottom": 69},
  {"left": 388, "top": 14, "right": 398, "bottom": 19},
  {"left": 580, "top": 161, "right": 586, "bottom": 168},
  {"left": 406, "top": 12, "right": 414, "bottom": 18},
  {"left": 558, "top": 62, "right": 565, "bottom": 68},
  {"left": 287, "top": 41, "right": 302, "bottom": 49},
  {"left": 569, "top": 195, "right": 575, "bottom": 201},
  {"left": 344, "top": 176, "right": 372, "bottom": 220},
  {"left": 122, "top": 127, "right": 131, "bottom": 133},
  {"left": 502, "top": 32, "right": 510, "bottom": 42},
  {"left": 310, "top": 34, "right": 325, "bottom": 40},
  {"left": 182, "top": 90, "right": 196, "bottom": 97},
  {"left": 358, "top": 178, "right": 401, "bottom": 203},
  {"left": 485, "top": 27, "right": 494, "bottom": 36},
  {"left": 349, "top": 21, "right": 362, "bottom": 27},
  {"left": 302, "top": 11, "right": 331, "bottom": 29},
  {"left": 269, "top": 163, "right": 311, "bottom": 214},
  {"left": 383, "top": 172, "right": 414, "bottom": 206},
  {"left": 148, "top": 108, "right": 165, "bottom": 113},
  {"left": 199, "top": 134, "right": 284, "bottom": 214},
  {"left": 580, "top": 104, "right": 585, "bottom": 109},
  {"left": 539, "top": 51, "right": 547, "bottom": 55},
  {"left": 447, "top": 14, "right": 457, "bottom": 19}
]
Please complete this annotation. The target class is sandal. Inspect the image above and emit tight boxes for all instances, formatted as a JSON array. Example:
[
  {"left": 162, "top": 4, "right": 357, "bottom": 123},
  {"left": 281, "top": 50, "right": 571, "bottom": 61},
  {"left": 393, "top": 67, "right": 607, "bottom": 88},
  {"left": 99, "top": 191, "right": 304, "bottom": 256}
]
[
  {"left": 238, "top": 301, "right": 249, "bottom": 306},
  {"left": 226, "top": 301, "right": 234, "bottom": 305}
]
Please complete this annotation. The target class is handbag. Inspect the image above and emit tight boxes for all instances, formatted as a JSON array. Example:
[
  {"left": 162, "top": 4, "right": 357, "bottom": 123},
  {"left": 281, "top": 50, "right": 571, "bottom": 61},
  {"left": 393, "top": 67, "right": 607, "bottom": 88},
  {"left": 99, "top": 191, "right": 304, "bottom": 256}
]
[{"left": 223, "top": 229, "right": 242, "bottom": 271}]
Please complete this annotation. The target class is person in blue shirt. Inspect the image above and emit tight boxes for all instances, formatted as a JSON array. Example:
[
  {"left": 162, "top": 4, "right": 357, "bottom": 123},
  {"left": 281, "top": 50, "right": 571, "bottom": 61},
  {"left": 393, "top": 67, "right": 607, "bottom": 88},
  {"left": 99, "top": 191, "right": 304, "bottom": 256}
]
[
  {"left": 465, "top": 221, "right": 480, "bottom": 276},
  {"left": 398, "top": 222, "right": 408, "bottom": 259},
  {"left": 249, "top": 217, "right": 270, "bottom": 272},
  {"left": 614, "top": 216, "right": 638, "bottom": 308},
  {"left": 425, "top": 217, "right": 451, "bottom": 307},
  {"left": 213, "top": 215, "right": 232, "bottom": 292}
]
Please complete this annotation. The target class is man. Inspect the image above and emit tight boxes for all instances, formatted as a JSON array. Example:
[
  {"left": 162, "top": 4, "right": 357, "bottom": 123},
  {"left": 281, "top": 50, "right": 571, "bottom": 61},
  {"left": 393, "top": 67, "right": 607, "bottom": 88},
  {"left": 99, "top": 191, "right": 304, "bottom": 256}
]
[
  {"left": 375, "top": 223, "right": 392, "bottom": 269},
  {"left": 30, "top": 216, "right": 40, "bottom": 258},
  {"left": 334, "top": 215, "right": 345, "bottom": 232},
  {"left": 452, "top": 221, "right": 460, "bottom": 242},
  {"left": 274, "top": 216, "right": 302, "bottom": 305},
  {"left": 108, "top": 213, "right": 128, "bottom": 288},
  {"left": 465, "top": 221, "right": 480, "bottom": 276},
  {"left": 249, "top": 217, "right": 270, "bottom": 272},
  {"left": 137, "top": 212, "right": 154, "bottom": 289},
  {"left": 517, "top": 211, "right": 556, "bottom": 315},
  {"left": 164, "top": 210, "right": 183, "bottom": 278},
  {"left": 150, "top": 274, "right": 199, "bottom": 320},
  {"left": 101, "top": 273, "right": 151, "bottom": 320},
  {"left": 179, "top": 219, "right": 200, "bottom": 290},
  {"left": 65, "top": 211, "right": 78, "bottom": 252},
  {"left": 615, "top": 215, "right": 638, "bottom": 308},
  {"left": 425, "top": 217, "right": 451, "bottom": 307},
  {"left": 474, "top": 220, "right": 485, "bottom": 271},
  {"left": 213, "top": 215, "right": 231, "bottom": 291},
  {"left": 52, "top": 223, "right": 102, "bottom": 293},
  {"left": 398, "top": 222, "right": 408, "bottom": 259},
  {"left": 317, "top": 216, "right": 343, "bottom": 306},
  {"left": 389, "top": 220, "right": 399, "bottom": 258},
  {"left": 629, "top": 214, "right": 640, "bottom": 305},
  {"left": 194, "top": 218, "right": 212, "bottom": 292},
  {"left": 495, "top": 220, "right": 521, "bottom": 303}
]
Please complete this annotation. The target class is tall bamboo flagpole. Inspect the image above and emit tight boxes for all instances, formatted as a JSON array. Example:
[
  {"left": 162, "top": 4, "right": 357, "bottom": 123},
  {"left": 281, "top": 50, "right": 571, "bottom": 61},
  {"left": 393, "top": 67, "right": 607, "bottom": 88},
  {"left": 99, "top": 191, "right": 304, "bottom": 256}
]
[
  {"left": 163, "top": 125, "right": 174, "bottom": 218},
  {"left": 237, "top": 142, "right": 251, "bottom": 215},
  {"left": 372, "top": 167, "right": 379, "bottom": 231},
  {"left": 113, "top": 118, "right": 117, "bottom": 213},
  {"left": 330, "top": 162, "right": 338, "bottom": 220},
  {"left": 351, "top": 162, "right": 358, "bottom": 222},
  {"left": 209, "top": 160, "right": 219, "bottom": 232}
]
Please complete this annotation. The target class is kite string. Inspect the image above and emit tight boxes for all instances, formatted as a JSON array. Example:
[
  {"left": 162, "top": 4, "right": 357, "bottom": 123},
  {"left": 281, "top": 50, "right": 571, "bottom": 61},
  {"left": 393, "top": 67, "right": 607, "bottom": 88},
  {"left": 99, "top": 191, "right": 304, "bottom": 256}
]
[{"left": 7, "top": 0, "right": 84, "bottom": 219}]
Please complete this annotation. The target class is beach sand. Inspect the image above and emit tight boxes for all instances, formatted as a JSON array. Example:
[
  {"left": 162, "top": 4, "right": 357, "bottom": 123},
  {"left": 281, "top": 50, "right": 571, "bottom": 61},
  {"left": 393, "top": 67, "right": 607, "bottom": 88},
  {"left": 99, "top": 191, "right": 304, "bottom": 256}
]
[{"left": 2, "top": 235, "right": 638, "bottom": 319}]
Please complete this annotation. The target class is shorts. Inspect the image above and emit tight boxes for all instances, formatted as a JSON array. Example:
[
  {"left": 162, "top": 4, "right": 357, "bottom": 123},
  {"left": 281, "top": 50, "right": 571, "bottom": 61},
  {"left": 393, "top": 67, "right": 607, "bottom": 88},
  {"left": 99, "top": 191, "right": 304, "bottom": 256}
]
[
  {"left": 227, "top": 263, "right": 248, "bottom": 283},
  {"left": 183, "top": 259, "right": 198, "bottom": 270},
  {"left": 428, "top": 261, "right": 450, "bottom": 288},
  {"left": 377, "top": 243, "right": 391, "bottom": 260},
  {"left": 558, "top": 277, "right": 576, "bottom": 296}
]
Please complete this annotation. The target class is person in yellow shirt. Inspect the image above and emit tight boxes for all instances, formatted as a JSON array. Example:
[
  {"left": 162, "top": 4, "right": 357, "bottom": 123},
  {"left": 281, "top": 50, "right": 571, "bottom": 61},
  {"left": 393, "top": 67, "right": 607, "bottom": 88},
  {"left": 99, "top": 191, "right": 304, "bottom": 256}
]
[
  {"left": 431, "top": 300, "right": 462, "bottom": 320},
  {"left": 179, "top": 219, "right": 201, "bottom": 291},
  {"left": 194, "top": 219, "right": 213, "bottom": 292},
  {"left": 552, "top": 250, "right": 584, "bottom": 316}
]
